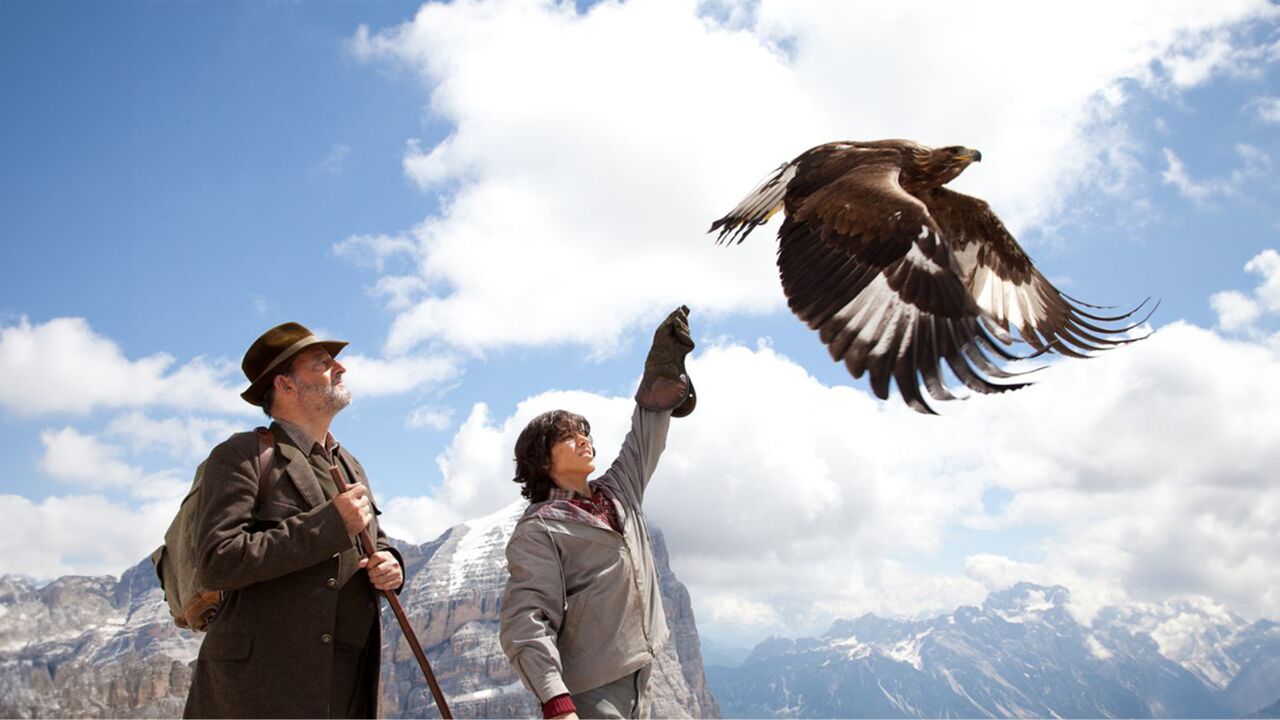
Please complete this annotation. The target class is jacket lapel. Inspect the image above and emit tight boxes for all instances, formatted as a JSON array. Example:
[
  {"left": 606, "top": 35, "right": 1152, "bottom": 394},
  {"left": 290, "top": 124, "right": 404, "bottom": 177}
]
[
  {"left": 275, "top": 441, "right": 325, "bottom": 509},
  {"left": 336, "top": 446, "right": 378, "bottom": 536}
]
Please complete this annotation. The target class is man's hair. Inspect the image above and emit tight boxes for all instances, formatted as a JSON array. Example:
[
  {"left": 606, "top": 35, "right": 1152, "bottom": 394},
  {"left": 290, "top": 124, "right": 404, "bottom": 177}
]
[
  {"left": 259, "top": 361, "right": 299, "bottom": 418},
  {"left": 512, "top": 410, "right": 591, "bottom": 503}
]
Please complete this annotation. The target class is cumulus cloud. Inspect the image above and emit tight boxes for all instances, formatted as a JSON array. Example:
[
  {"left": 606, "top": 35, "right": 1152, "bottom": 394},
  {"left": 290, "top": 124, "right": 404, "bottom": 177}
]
[
  {"left": 382, "top": 316, "right": 1280, "bottom": 637},
  {"left": 38, "top": 425, "right": 188, "bottom": 502},
  {"left": 0, "top": 317, "right": 249, "bottom": 417},
  {"left": 104, "top": 411, "right": 244, "bottom": 463},
  {"left": 338, "top": 352, "right": 460, "bottom": 398},
  {"left": 0, "top": 494, "right": 174, "bottom": 579},
  {"left": 1210, "top": 248, "right": 1280, "bottom": 335},
  {"left": 347, "top": 0, "right": 1274, "bottom": 357}
]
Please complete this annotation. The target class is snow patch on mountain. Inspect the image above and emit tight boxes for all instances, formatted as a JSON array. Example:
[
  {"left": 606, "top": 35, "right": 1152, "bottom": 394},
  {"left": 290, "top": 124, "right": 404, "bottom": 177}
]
[
  {"left": 446, "top": 501, "right": 522, "bottom": 594},
  {"left": 882, "top": 629, "right": 931, "bottom": 670}
]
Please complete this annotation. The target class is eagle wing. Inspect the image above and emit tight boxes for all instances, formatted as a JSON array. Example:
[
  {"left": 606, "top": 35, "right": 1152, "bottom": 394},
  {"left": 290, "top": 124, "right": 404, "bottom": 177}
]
[
  {"left": 778, "top": 155, "right": 1033, "bottom": 414},
  {"left": 923, "top": 187, "right": 1152, "bottom": 358}
]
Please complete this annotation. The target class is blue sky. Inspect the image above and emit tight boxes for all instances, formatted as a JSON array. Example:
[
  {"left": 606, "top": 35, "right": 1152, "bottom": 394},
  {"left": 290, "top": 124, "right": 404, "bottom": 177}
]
[{"left": 3, "top": 0, "right": 1279, "bottom": 648}]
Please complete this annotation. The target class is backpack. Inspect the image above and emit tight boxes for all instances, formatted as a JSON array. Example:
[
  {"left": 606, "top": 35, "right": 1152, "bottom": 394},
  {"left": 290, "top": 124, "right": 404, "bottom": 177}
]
[{"left": 150, "top": 427, "right": 275, "bottom": 631}]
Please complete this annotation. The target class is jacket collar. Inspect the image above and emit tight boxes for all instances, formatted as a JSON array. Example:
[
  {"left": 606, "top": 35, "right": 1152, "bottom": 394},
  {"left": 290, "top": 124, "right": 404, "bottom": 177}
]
[{"left": 269, "top": 423, "right": 326, "bottom": 509}]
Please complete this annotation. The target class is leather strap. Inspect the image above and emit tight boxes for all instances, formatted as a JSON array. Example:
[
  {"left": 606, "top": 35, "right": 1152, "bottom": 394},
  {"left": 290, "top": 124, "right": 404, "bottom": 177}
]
[{"left": 253, "top": 427, "right": 275, "bottom": 508}]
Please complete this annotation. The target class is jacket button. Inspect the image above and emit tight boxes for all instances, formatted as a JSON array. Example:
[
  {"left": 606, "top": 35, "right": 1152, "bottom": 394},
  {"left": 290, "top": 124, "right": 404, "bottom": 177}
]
[
  {"left": 321, "top": 633, "right": 333, "bottom": 645},
  {"left": 326, "top": 577, "right": 338, "bottom": 589}
]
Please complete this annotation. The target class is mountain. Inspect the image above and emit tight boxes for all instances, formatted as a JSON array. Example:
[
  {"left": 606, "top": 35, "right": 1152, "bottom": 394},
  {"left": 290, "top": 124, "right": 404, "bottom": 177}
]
[
  {"left": 708, "top": 582, "right": 1280, "bottom": 718},
  {"left": 0, "top": 501, "right": 719, "bottom": 718}
]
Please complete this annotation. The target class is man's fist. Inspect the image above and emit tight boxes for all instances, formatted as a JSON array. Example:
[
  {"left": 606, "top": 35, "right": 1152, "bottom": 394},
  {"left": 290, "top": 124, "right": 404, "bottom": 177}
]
[
  {"left": 359, "top": 551, "right": 403, "bottom": 592},
  {"left": 334, "top": 484, "right": 373, "bottom": 535}
]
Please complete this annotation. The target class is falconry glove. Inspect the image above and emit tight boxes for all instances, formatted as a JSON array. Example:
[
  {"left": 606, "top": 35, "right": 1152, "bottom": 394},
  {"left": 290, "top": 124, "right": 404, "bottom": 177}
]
[{"left": 635, "top": 305, "right": 696, "bottom": 417}]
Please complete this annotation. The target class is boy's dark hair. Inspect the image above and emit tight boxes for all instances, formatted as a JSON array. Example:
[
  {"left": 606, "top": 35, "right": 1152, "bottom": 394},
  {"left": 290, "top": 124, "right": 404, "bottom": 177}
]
[{"left": 513, "top": 409, "right": 591, "bottom": 503}]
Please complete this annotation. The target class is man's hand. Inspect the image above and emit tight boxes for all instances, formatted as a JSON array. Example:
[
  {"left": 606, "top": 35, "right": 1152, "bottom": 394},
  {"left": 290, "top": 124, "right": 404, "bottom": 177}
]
[
  {"left": 359, "top": 550, "right": 403, "bottom": 591},
  {"left": 334, "top": 484, "right": 374, "bottom": 535},
  {"left": 635, "top": 305, "right": 697, "bottom": 417},
  {"left": 551, "top": 713, "right": 579, "bottom": 720}
]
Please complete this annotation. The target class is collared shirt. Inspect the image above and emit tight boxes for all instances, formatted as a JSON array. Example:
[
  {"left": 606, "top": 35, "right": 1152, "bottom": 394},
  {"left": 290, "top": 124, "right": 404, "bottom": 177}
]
[
  {"left": 273, "top": 417, "right": 341, "bottom": 461},
  {"left": 547, "top": 485, "right": 621, "bottom": 533}
]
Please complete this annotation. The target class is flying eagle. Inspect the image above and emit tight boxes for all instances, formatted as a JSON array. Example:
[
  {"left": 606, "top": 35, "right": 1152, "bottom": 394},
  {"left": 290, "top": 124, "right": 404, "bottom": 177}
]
[{"left": 710, "top": 140, "right": 1152, "bottom": 414}]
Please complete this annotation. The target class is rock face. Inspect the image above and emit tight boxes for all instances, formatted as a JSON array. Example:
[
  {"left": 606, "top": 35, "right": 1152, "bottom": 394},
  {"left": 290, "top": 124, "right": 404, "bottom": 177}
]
[
  {"left": 0, "top": 502, "right": 719, "bottom": 718},
  {"left": 379, "top": 501, "right": 719, "bottom": 718},
  {"left": 708, "top": 582, "right": 1280, "bottom": 718}
]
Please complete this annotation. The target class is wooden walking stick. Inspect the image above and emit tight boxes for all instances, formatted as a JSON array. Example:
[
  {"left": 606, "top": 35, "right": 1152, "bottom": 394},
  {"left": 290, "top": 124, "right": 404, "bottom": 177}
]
[{"left": 329, "top": 465, "right": 453, "bottom": 719}]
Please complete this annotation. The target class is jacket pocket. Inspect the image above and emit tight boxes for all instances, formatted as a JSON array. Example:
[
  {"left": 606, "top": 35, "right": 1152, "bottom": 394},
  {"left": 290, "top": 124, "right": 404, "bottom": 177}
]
[{"left": 199, "top": 632, "right": 253, "bottom": 661}]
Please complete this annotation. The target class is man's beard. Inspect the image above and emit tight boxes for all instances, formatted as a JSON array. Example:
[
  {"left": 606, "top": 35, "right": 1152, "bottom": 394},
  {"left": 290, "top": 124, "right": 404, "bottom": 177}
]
[{"left": 296, "top": 377, "right": 352, "bottom": 416}]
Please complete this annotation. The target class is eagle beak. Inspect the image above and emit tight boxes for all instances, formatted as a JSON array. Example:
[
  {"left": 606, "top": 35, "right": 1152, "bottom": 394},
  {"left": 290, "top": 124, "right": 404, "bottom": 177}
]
[{"left": 961, "top": 149, "right": 982, "bottom": 163}]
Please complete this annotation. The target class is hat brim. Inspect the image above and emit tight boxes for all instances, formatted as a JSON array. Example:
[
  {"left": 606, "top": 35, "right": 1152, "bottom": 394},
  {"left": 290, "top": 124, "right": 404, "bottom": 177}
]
[{"left": 240, "top": 339, "right": 348, "bottom": 406}]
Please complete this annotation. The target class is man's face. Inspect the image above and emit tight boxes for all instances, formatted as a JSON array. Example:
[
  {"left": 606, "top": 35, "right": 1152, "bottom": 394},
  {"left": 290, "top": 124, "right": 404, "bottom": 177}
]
[
  {"left": 548, "top": 427, "right": 595, "bottom": 486},
  {"left": 285, "top": 347, "right": 351, "bottom": 416}
]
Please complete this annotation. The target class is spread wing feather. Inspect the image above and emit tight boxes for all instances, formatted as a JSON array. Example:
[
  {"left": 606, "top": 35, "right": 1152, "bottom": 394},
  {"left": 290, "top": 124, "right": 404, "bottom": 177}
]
[
  {"left": 711, "top": 141, "right": 1151, "bottom": 414},
  {"left": 925, "top": 188, "right": 1151, "bottom": 357}
]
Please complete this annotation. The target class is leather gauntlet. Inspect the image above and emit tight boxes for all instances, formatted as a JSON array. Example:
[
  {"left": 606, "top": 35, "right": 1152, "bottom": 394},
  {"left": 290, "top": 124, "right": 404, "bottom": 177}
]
[{"left": 635, "top": 305, "right": 696, "bottom": 417}]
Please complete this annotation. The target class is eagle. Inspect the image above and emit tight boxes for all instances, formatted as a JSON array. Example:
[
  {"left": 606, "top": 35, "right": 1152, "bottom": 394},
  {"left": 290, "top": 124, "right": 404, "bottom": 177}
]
[{"left": 710, "top": 140, "right": 1152, "bottom": 414}]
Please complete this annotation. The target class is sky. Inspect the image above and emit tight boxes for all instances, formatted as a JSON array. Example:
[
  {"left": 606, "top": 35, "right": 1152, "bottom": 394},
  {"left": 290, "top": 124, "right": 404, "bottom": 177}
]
[{"left": 2, "top": 0, "right": 1279, "bottom": 650}]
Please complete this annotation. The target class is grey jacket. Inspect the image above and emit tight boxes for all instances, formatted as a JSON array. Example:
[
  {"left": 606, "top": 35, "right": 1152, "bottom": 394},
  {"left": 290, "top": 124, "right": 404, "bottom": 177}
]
[{"left": 499, "top": 406, "right": 672, "bottom": 702}]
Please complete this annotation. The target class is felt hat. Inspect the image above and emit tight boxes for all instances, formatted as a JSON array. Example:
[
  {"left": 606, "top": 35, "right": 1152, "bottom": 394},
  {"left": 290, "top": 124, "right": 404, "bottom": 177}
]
[{"left": 240, "top": 322, "right": 348, "bottom": 406}]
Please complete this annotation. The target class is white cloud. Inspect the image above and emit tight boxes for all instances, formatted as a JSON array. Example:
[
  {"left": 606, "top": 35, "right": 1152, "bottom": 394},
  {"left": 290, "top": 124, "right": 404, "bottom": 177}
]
[
  {"left": 104, "top": 411, "right": 245, "bottom": 463},
  {"left": 384, "top": 316, "right": 1280, "bottom": 637},
  {"left": 1251, "top": 96, "right": 1280, "bottom": 122},
  {"left": 0, "top": 317, "right": 249, "bottom": 417},
  {"left": 339, "top": 352, "right": 460, "bottom": 398},
  {"left": 349, "top": 0, "right": 1274, "bottom": 357},
  {"left": 332, "top": 232, "right": 417, "bottom": 273},
  {"left": 39, "top": 427, "right": 139, "bottom": 489},
  {"left": 406, "top": 403, "right": 454, "bottom": 430},
  {"left": 38, "top": 425, "right": 188, "bottom": 502},
  {"left": 1245, "top": 248, "right": 1280, "bottom": 312},
  {"left": 1161, "top": 144, "right": 1271, "bottom": 205},
  {"left": 1211, "top": 249, "right": 1280, "bottom": 334},
  {"left": 0, "top": 494, "right": 173, "bottom": 579},
  {"left": 1210, "top": 290, "right": 1262, "bottom": 331}
]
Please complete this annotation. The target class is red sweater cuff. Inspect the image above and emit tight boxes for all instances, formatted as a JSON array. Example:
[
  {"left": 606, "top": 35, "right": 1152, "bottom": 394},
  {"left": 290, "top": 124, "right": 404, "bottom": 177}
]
[{"left": 542, "top": 693, "right": 575, "bottom": 718}]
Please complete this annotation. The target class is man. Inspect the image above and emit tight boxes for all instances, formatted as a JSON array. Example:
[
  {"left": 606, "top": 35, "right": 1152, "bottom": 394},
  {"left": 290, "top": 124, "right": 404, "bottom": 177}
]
[
  {"left": 184, "top": 322, "right": 404, "bottom": 719},
  {"left": 500, "top": 306, "right": 696, "bottom": 720}
]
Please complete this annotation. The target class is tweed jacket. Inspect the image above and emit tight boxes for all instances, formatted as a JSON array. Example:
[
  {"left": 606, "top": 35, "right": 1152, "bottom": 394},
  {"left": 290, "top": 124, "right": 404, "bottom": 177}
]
[
  {"left": 183, "top": 423, "right": 401, "bottom": 719},
  {"left": 499, "top": 405, "right": 672, "bottom": 702}
]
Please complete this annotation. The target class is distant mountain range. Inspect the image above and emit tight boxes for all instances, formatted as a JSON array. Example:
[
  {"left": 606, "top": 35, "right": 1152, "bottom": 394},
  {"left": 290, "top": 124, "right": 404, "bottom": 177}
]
[
  {"left": 708, "top": 582, "right": 1280, "bottom": 718},
  {"left": 0, "top": 501, "right": 718, "bottom": 718},
  {"left": 3, "top": 505, "right": 1278, "bottom": 720}
]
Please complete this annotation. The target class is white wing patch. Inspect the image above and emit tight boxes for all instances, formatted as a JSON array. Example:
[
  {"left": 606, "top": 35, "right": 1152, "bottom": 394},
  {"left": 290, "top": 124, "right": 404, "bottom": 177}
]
[{"left": 972, "top": 267, "right": 1043, "bottom": 332}]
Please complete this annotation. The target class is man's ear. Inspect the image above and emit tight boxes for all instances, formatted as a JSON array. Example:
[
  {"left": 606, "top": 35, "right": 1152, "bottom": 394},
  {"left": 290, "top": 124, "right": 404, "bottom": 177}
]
[{"left": 273, "top": 373, "right": 293, "bottom": 395}]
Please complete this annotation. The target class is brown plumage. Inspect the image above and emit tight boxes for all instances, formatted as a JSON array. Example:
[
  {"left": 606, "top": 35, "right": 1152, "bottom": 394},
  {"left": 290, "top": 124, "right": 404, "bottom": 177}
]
[{"left": 710, "top": 139, "right": 1153, "bottom": 414}]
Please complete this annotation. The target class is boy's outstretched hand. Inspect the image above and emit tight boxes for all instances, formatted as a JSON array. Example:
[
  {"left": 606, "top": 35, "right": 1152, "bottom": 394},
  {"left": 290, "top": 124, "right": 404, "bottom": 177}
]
[{"left": 635, "top": 305, "right": 696, "bottom": 417}]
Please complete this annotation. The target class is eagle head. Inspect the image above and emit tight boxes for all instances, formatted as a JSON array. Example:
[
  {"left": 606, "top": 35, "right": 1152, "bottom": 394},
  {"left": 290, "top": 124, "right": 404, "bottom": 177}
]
[{"left": 905, "top": 144, "right": 983, "bottom": 189}]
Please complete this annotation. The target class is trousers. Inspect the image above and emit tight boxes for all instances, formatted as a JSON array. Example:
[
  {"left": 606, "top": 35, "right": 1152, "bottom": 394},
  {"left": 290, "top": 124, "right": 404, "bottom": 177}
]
[{"left": 570, "top": 664, "right": 652, "bottom": 719}]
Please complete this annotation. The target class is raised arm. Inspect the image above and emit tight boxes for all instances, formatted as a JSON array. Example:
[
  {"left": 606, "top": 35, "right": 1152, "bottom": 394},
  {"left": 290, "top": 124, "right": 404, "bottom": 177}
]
[{"left": 603, "top": 305, "right": 696, "bottom": 505}]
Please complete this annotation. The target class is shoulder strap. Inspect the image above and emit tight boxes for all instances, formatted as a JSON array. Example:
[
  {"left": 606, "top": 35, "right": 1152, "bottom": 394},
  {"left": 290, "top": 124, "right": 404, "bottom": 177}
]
[{"left": 253, "top": 427, "right": 275, "bottom": 508}]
